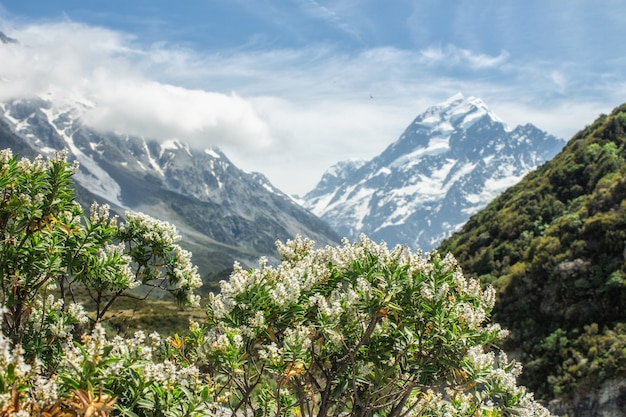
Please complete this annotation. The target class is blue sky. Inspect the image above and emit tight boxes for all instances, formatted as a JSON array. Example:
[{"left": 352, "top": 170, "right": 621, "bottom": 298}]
[{"left": 0, "top": 1, "right": 625, "bottom": 195}]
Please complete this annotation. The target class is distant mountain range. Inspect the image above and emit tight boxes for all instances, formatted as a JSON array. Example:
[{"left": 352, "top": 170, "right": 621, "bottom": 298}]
[
  {"left": 0, "top": 96, "right": 340, "bottom": 275},
  {"left": 302, "top": 93, "right": 565, "bottom": 251},
  {"left": 0, "top": 90, "right": 567, "bottom": 274}
]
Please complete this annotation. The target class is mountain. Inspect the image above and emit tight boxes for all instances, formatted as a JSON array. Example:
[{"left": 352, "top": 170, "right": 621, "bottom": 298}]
[
  {"left": 0, "top": 96, "right": 340, "bottom": 276},
  {"left": 438, "top": 104, "right": 626, "bottom": 416},
  {"left": 0, "top": 31, "right": 18, "bottom": 44},
  {"left": 302, "top": 93, "right": 565, "bottom": 251}
]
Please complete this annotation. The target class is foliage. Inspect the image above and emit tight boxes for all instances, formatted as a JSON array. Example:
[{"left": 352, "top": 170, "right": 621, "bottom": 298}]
[
  {"left": 0, "top": 149, "right": 550, "bottom": 416},
  {"left": 439, "top": 104, "right": 626, "bottom": 399},
  {"left": 201, "top": 235, "right": 549, "bottom": 416},
  {"left": 0, "top": 321, "right": 215, "bottom": 417},
  {"left": 0, "top": 149, "right": 208, "bottom": 417},
  {"left": 0, "top": 149, "right": 202, "bottom": 362},
  {"left": 528, "top": 322, "right": 626, "bottom": 398}
]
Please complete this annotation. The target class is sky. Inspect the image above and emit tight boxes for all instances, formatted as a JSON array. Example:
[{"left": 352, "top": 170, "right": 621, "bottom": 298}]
[{"left": 0, "top": 1, "right": 625, "bottom": 195}]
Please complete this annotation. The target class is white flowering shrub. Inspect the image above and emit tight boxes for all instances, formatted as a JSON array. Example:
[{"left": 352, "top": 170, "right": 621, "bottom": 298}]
[
  {"left": 0, "top": 149, "right": 207, "bottom": 416},
  {"left": 0, "top": 329, "right": 59, "bottom": 415},
  {"left": 53, "top": 324, "right": 214, "bottom": 417},
  {"left": 203, "top": 235, "right": 551, "bottom": 416},
  {"left": 0, "top": 149, "right": 202, "bottom": 350},
  {"left": 117, "top": 212, "right": 203, "bottom": 308}
]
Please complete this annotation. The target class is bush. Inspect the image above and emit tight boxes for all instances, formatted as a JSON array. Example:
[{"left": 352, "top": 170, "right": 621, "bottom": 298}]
[
  {"left": 201, "top": 235, "right": 550, "bottom": 416},
  {"left": 0, "top": 149, "right": 550, "bottom": 416},
  {"left": 0, "top": 149, "right": 206, "bottom": 417}
]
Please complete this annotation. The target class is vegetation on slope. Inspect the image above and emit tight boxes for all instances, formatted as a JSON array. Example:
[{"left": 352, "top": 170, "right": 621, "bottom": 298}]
[{"left": 439, "top": 104, "right": 626, "bottom": 399}]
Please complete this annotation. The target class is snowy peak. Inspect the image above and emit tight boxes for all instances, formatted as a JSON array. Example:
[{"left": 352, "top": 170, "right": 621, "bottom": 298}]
[
  {"left": 414, "top": 93, "right": 505, "bottom": 133},
  {"left": 378, "top": 94, "right": 510, "bottom": 169},
  {"left": 302, "top": 94, "right": 565, "bottom": 251},
  {"left": 308, "top": 160, "right": 366, "bottom": 196}
]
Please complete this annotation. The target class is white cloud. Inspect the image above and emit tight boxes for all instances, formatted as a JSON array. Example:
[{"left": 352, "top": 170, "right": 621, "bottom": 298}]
[
  {"left": 419, "top": 44, "right": 510, "bottom": 69},
  {"left": 83, "top": 76, "right": 273, "bottom": 149},
  {"left": 0, "top": 22, "right": 274, "bottom": 150},
  {"left": 222, "top": 95, "right": 418, "bottom": 194}
]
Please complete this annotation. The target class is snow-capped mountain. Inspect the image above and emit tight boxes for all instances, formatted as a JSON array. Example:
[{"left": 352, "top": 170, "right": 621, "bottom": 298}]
[
  {"left": 302, "top": 93, "right": 565, "bottom": 251},
  {"left": 0, "top": 96, "right": 340, "bottom": 273}
]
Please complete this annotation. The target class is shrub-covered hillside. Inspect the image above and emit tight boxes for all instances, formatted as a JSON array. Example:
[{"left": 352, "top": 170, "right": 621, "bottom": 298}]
[{"left": 439, "top": 104, "right": 626, "bottom": 400}]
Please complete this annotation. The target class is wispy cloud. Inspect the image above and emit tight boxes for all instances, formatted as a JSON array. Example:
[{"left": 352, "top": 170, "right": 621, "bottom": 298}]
[
  {"left": 295, "top": 0, "right": 361, "bottom": 40},
  {"left": 419, "top": 44, "right": 510, "bottom": 69}
]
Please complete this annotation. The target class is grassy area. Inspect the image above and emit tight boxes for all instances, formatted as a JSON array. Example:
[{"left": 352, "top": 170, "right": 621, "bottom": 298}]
[{"left": 103, "top": 298, "right": 207, "bottom": 337}]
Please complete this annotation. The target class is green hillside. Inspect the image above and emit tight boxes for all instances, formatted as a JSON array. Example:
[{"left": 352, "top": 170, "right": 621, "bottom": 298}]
[{"left": 438, "top": 104, "right": 626, "bottom": 400}]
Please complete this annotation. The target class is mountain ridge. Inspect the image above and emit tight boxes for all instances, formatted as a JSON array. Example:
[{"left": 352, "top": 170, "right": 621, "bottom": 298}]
[{"left": 0, "top": 96, "right": 341, "bottom": 276}]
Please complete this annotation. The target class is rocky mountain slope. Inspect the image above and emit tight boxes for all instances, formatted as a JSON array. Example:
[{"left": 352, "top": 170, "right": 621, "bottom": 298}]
[
  {"left": 302, "top": 94, "right": 565, "bottom": 251},
  {"left": 439, "top": 104, "right": 626, "bottom": 416},
  {"left": 0, "top": 97, "right": 340, "bottom": 275}
]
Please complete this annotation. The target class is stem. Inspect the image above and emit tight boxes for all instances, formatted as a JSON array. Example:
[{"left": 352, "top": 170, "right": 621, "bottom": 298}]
[{"left": 96, "top": 288, "right": 124, "bottom": 324}]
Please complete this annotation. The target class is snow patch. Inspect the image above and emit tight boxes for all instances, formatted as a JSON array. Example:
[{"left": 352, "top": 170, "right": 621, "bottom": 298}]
[
  {"left": 345, "top": 187, "right": 375, "bottom": 231},
  {"left": 418, "top": 115, "right": 441, "bottom": 127},
  {"left": 39, "top": 107, "right": 126, "bottom": 208},
  {"left": 160, "top": 139, "right": 192, "bottom": 157},
  {"left": 465, "top": 173, "right": 524, "bottom": 205},
  {"left": 390, "top": 136, "right": 450, "bottom": 168},
  {"left": 376, "top": 167, "right": 391, "bottom": 176},
  {"left": 145, "top": 140, "right": 165, "bottom": 176},
  {"left": 205, "top": 148, "right": 221, "bottom": 159},
  {"left": 427, "top": 136, "right": 451, "bottom": 153},
  {"left": 461, "top": 109, "right": 487, "bottom": 130},
  {"left": 484, "top": 174, "right": 524, "bottom": 194},
  {"left": 39, "top": 147, "right": 56, "bottom": 154}
]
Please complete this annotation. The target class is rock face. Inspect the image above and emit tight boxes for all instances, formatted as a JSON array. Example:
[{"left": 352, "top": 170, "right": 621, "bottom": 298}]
[
  {"left": 549, "top": 379, "right": 626, "bottom": 417},
  {"left": 0, "top": 31, "right": 18, "bottom": 44},
  {"left": 302, "top": 93, "right": 565, "bottom": 251},
  {"left": 0, "top": 97, "right": 340, "bottom": 273}
]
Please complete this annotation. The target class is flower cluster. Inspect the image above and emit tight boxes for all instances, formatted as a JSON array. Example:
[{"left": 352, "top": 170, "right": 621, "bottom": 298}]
[
  {"left": 89, "top": 202, "right": 117, "bottom": 228},
  {"left": 57, "top": 324, "right": 211, "bottom": 415},
  {"left": 120, "top": 211, "right": 180, "bottom": 247},
  {"left": 0, "top": 331, "right": 59, "bottom": 413},
  {"left": 116, "top": 210, "right": 203, "bottom": 307},
  {"left": 171, "top": 246, "right": 202, "bottom": 306},
  {"left": 96, "top": 243, "right": 139, "bottom": 290},
  {"left": 29, "top": 295, "right": 88, "bottom": 340}
]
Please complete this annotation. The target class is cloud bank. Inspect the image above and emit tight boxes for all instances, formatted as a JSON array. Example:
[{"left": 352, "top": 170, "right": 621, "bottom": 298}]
[
  {"left": 0, "top": 15, "right": 623, "bottom": 195},
  {"left": 0, "top": 22, "right": 274, "bottom": 151}
]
